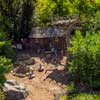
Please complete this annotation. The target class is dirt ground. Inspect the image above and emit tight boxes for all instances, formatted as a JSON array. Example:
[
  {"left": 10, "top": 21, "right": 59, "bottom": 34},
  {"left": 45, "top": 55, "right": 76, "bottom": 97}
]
[{"left": 6, "top": 56, "right": 67, "bottom": 100}]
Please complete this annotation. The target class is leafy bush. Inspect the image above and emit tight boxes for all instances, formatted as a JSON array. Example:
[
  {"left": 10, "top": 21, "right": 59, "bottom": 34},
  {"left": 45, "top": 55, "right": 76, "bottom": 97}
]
[
  {"left": 59, "top": 95, "right": 68, "bottom": 100},
  {"left": 0, "top": 56, "right": 13, "bottom": 84},
  {"left": 66, "top": 82, "right": 76, "bottom": 94},
  {"left": 0, "top": 89, "right": 5, "bottom": 100},
  {"left": 59, "top": 93, "right": 100, "bottom": 100},
  {"left": 0, "top": 31, "right": 15, "bottom": 58},
  {"left": 68, "top": 31, "right": 100, "bottom": 88},
  {"left": 70, "top": 93, "right": 100, "bottom": 100}
]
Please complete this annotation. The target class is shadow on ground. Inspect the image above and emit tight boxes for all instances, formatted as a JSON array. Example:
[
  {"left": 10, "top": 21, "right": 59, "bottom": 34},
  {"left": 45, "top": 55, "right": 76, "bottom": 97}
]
[
  {"left": 15, "top": 49, "right": 67, "bottom": 67},
  {"left": 5, "top": 90, "right": 27, "bottom": 100},
  {"left": 44, "top": 69, "right": 69, "bottom": 85}
]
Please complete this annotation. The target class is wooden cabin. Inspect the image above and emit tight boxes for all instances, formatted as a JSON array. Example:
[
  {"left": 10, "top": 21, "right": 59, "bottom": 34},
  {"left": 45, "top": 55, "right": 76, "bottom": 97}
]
[
  {"left": 28, "top": 26, "right": 67, "bottom": 55},
  {"left": 28, "top": 19, "right": 81, "bottom": 56}
]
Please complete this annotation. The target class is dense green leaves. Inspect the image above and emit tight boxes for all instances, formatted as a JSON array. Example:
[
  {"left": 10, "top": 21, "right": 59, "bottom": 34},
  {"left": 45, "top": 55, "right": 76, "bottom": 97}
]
[
  {"left": 0, "top": 0, "right": 36, "bottom": 39},
  {"left": 34, "top": 0, "right": 74, "bottom": 25},
  {"left": 0, "top": 0, "right": 100, "bottom": 91},
  {"left": 0, "top": 56, "right": 13, "bottom": 84},
  {"left": 70, "top": 93, "right": 100, "bottom": 100},
  {"left": 73, "top": 0, "right": 100, "bottom": 16},
  {"left": 68, "top": 31, "right": 100, "bottom": 88},
  {"left": 0, "top": 31, "right": 14, "bottom": 58},
  {"left": 0, "top": 56, "right": 13, "bottom": 73},
  {"left": 1, "top": 0, "right": 100, "bottom": 34},
  {"left": 59, "top": 93, "right": 100, "bottom": 100},
  {"left": 59, "top": 95, "right": 68, "bottom": 100},
  {"left": 34, "top": 0, "right": 100, "bottom": 24},
  {"left": 0, "top": 31, "right": 13, "bottom": 85},
  {"left": 85, "top": 11, "right": 100, "bottom": 33},
  {"left": 34, "top": 0, "right": 56, "bottom": 25},
  {"left": 0, "top": 89, "right": 5, "bottom": 100}
]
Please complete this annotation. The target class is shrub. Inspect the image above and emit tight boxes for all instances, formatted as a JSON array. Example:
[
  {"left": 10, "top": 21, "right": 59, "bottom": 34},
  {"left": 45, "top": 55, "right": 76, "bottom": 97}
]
[
  {"left": 70, "top": 93, "right": 100, "bottom": 100},
  {"left": 0, "top": 56, "right": 13, "bottom": 84},
  {"left": 0, "top": 31, "right": 15, "bottom": 58},
  {"left": 0, "top": 89, "right": 5, "bottom": 100},
  {"left": 66, "top": 82, "right": 76, "bottom": 94},
  {"left": 68, "top": 31, "right": 100, "bottom": 88},
  {"left": 59, "top": 95, "right": 68, "bottom": 100}
]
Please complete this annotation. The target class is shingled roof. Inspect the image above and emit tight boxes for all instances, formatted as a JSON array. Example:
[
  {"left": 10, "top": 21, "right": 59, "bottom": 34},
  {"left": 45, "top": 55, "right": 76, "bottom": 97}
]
[
  {"left": 29, "top": 26, "right": 65, "bottom": 38},
  {"left": 29, "top": 19, "right": 80, "bottom": 38},
  {"left": 52, "top": 19, "right": 80, "bottom": 25}
]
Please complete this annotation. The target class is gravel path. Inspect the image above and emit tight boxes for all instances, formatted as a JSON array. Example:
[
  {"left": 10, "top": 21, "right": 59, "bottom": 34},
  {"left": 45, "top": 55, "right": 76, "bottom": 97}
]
[{"left": 6, "top": 57, "right": 67, "bottom": 100}]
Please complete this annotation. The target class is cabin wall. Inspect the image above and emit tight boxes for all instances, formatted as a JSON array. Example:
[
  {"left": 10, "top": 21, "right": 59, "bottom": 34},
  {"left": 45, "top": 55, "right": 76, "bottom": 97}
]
[{"left": 29, "top": 36, "right": 67, "bottom": 54}]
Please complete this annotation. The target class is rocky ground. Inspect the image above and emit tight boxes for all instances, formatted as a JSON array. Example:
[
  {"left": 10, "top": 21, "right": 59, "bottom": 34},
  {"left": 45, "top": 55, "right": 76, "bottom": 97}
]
[{"left": 6, "top": 53, "right": 68, "bottom": 100}]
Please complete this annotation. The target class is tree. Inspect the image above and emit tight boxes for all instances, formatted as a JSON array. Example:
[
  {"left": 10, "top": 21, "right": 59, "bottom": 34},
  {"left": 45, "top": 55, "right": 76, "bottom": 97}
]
[
  {"left": 0, "top": 89, "right": 5, "bottom": 100},
  {"left": 0, "top": 0, "right": 36, "bottom": 40},
  {"left": 0, "top": 56, "right": 13, "bottom": 84},
  {"left": 68, "top": 30, "right": 100, "bottom": 88},
  {"left": 0, "top": 31, "right": 13, "bottom": 85},
  {"left": 82, "top": 11, "right": 100, "bottom": 33},
  {"left": 73, "top": 0, "right": 100, "bottom": 16},
  {"left": 34, "top": 0, "right": 56, "bottom": 25},
  {"left": 34, "top": 0, "right": 74, "bottom": 25},
  {"left": 20, "top": 0, "right": 36, "bottom": 38},
  {"left": 35, "top": 0, "right": 100, "bottom": 25},
  {"left": 0, "top": 0, "right": 24, "bottom": 37},
  {"left": 0, "top": 31, "right": 14, "bottom": 58},
  {"left": 53, "top": 0, "right": 74, "bottom": 16}
]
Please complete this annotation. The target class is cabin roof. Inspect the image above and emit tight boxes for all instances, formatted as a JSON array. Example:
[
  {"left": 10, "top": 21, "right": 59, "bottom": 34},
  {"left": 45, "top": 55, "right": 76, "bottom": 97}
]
[
  {"left": 29, "top": 26, "right": 65, "bottom": 38},
  {"left": 29, "top": 19, "right": 80, "bottom": 38},
  {"left": 53, "top": 19, "right": 79, "bottom": 25}
]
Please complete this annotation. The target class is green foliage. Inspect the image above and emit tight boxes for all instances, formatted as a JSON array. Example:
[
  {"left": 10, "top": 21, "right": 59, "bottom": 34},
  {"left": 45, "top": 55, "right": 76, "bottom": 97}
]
[
  {"left": 34, "top": 0, "right": 100, "bottom": 25},
  {"left": 53, "top": 0, "right": 74, "bottom": 16},
  {"left": 0, "top": 56, "right": 13, "bottom": 84},
  {"left": 73, "top": 0, "right": 100, "bottom": 16},
  {"left": 84, "top": 11, "right": 100, "bottom": 33},
  {"left": 66, "top": 82, "right": 76, "bottom": 94},
  {"left": 0, "top": 0, "right": 23, "bottom": 31},
  {"left": 1, "top": 0, "right": 100, "bottom": 36},
  {"left": 0, "top": 56, "right": 13, "bottom": 72},
  {"left": 0, "top": 31, "right": 13, "bottom": 85},
  {"left": 70, "top": 93, "right": 100, "bottom": 100},
  {"left": 0, "top": 0, "right": 36, "bottom": 39},
  {"left": 68, "top": 31, "right": 100, "bottom": 88},
  {"left": 35, "top": 0, "right": 74, "bottom": 25},
  {"left": 0, "top": 31, "right": 14, "bottom": 85},
  {"left": 0, "top": 31, "right": 15, "bottom": 58},
  {"left": 35, "top": 0, "right": 56, "bottom": 25},
  {"left": 20, "top": 0, "right": 35, "bottom": 38},
  {"left": 59, "top": 95, "right": 68, "bottom": 100},
  {"left": 0, "top": 89, "right": 5, "bottom": 100},
  {"left": 59, "top": 93, "right": 100, "bottom": 100}
]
